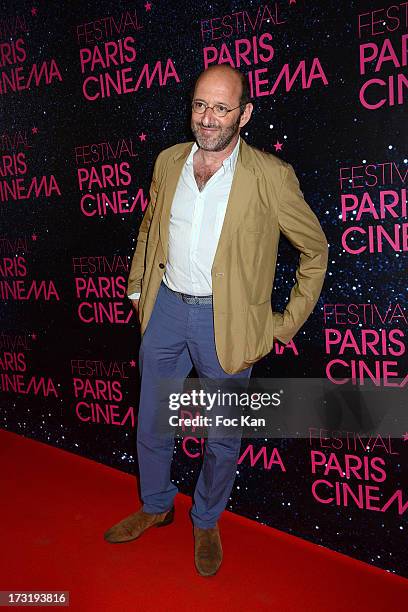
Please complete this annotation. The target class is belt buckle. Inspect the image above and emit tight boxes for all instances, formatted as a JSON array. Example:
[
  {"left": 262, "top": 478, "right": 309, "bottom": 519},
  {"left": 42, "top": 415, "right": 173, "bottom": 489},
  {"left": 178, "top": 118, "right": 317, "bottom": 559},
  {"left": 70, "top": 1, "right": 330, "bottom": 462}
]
[{"left": 183, "top": 293, "right": 197, "bottom": 304}]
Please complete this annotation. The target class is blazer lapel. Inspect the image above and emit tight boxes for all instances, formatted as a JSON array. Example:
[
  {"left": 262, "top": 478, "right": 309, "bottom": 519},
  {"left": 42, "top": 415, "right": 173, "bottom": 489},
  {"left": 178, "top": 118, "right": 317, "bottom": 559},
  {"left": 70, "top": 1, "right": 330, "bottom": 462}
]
[
  {"left": 159, "top": 143, "right": 193, "bottom": 255},
  {"left": 212, "top": 139, "right": 259, "bottom": 269}
]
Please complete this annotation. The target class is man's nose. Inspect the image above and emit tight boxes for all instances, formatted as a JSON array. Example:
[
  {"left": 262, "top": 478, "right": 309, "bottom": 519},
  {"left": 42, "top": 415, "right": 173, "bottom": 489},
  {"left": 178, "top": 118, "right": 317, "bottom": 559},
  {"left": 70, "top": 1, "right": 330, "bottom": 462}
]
[{"left": 201, "top": 106, "right": 216, "bottom": 124}]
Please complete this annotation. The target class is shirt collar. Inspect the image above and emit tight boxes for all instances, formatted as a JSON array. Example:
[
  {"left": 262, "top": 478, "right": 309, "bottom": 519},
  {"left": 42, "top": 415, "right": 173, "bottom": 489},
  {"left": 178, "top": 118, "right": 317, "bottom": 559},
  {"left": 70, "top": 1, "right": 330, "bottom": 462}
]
[{"left": 186, "top": 136, "right": 240, "bottom": 172}]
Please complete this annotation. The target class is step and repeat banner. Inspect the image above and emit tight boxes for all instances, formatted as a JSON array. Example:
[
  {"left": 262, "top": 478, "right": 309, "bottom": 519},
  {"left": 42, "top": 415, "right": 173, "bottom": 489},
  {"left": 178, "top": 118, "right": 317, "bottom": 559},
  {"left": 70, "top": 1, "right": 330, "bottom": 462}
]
[{"left": 1, "top": 0, "right": 407, "bottom": 577}]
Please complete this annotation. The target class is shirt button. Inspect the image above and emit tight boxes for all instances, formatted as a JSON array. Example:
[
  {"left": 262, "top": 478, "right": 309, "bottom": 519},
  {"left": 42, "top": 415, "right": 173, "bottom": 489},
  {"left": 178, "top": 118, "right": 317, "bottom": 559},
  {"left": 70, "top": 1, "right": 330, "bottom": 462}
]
[{"left": 159, "top": 263, "right": 165, "bottom": 269}]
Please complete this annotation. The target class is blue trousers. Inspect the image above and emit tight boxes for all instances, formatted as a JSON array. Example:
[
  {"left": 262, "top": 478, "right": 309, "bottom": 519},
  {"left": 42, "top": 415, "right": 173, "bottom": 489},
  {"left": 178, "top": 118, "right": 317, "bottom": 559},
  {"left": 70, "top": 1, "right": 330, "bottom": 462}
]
[{"left": 137, "top": 281, "right": 252, "bottom": 528}]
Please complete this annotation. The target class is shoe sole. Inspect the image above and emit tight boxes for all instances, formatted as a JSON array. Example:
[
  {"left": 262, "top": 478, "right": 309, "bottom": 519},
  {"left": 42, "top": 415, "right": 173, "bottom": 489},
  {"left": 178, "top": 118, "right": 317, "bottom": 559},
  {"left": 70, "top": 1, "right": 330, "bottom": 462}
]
[{"left": 196, "top": 568, "right": 220, "bottom": 577}]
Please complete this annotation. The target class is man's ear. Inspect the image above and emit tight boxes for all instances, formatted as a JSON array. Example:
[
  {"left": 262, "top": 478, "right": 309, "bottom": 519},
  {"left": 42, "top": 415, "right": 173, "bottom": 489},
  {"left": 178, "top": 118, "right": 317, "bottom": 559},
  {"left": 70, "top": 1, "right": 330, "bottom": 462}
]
[{"left": 239, "top": 103, "right": 253, "bottom": 128}]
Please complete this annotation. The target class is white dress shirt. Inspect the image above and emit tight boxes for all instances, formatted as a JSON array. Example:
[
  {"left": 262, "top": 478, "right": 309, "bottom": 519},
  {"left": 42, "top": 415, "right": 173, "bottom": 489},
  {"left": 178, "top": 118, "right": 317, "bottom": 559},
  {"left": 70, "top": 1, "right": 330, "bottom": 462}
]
[{"left": 128, "top": 137, "right": 240, "bottom": 299}]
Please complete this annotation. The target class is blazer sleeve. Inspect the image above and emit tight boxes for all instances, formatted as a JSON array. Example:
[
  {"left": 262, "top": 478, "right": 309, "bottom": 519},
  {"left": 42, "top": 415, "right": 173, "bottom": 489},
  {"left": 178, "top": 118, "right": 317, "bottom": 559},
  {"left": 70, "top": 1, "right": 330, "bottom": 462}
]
[
  {"left": 127, "top": 155, "right": 161, "bottom": 296},
  {"left": 273, "top": 163, "right": 329, "bottom": 344}
]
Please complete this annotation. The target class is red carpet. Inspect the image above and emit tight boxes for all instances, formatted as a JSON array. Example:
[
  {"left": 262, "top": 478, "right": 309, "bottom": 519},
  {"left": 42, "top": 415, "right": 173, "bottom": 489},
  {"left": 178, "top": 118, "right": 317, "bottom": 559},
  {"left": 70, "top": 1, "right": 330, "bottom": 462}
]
[{"left": 0, "top": 428, "right": 407, "bottom": 611}]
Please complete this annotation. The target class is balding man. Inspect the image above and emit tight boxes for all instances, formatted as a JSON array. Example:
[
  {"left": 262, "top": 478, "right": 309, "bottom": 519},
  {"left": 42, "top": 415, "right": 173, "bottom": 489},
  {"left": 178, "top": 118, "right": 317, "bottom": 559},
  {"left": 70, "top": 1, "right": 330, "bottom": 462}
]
[{"left": 104, "top": 65, "right": 328, "bottom": 576}]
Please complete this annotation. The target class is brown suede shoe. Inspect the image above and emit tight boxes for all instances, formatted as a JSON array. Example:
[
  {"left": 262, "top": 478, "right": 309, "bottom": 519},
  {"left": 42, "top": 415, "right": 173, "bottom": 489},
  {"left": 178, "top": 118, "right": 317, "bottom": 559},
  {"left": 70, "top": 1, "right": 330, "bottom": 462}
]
[
  {"left": 104, "top": 506, "right": 174, "bottom": 543},
  {"left": 194, "top": 524, "right": 223, "bottom": 576}
]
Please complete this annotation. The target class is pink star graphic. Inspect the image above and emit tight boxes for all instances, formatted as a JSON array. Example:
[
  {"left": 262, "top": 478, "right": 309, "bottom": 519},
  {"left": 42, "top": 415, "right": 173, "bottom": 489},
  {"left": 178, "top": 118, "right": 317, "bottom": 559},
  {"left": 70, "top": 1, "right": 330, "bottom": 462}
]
[
  {"left": 31, "top": 7, "right": 37, "bottom": 16},
  {"left": 139, "top": 132, "right": 147, "bottom": 142},
  {"left": 31, "top": 333, "right": 37, "bottom": 340},
  {"left": 274, "top": 141, "right": 283, "bottom": 152},
  {"left": 31, "top": 234, "right": 37, "bottom": 241},
  {"left": 130, "top": 360, "right": 136, "bottom": 367},
  {"left": 403, "top": 432, "right": 408, "bottom": 442},
  {"left": 31, "top": 127, "right": 38, "bottom": 134},
  {"left": 145, "top": 2, "right": 152, "bottom": 10}
]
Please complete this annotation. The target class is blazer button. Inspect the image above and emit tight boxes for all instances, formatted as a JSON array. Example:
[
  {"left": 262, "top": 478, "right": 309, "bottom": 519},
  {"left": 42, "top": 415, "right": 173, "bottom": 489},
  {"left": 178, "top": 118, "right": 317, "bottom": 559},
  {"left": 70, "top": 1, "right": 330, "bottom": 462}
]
[{"left": 159, "top": 263, "right": 165, "bottom": 269}]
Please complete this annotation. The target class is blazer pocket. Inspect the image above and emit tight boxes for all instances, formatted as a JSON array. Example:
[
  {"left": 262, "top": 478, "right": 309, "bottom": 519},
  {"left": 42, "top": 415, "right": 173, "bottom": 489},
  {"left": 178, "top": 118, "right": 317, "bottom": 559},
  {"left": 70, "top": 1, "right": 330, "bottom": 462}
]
[
  {"left": 245, "top": 229, "right": 265, "bottom": 243},
  {"left": 246, "top": 226, "right": 264, "bottom": 234},
  {"left": 244, "top": 300, "right": 273, "bottom": 363}
]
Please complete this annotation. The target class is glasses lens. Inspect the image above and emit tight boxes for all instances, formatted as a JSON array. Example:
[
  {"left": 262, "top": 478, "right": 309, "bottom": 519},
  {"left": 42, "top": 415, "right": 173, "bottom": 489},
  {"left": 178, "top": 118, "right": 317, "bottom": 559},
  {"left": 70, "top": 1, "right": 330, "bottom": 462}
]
[
  {"left": 192, "top": 102, "right": 230, "bottom": 117},
  {"left": 193, "top": 101, "right": 205, "bottom": 113},
  {"left": 213, "top": 105, "right": 228, "bottom": 117}
]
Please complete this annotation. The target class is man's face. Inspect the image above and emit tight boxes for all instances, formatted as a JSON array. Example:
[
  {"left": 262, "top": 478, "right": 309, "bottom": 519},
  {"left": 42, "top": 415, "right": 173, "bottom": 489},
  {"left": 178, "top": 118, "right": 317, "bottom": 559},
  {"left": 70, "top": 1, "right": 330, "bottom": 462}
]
[{"left": 191, "top": 70, "right": 246, "bottom": 153}]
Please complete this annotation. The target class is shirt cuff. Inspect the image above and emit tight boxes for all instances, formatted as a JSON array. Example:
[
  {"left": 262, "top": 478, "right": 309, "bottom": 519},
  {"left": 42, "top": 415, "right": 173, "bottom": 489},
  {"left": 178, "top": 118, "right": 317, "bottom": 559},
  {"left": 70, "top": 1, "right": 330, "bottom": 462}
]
[{"left": 128, "top": 292, "right": 141, "bottom": 300}]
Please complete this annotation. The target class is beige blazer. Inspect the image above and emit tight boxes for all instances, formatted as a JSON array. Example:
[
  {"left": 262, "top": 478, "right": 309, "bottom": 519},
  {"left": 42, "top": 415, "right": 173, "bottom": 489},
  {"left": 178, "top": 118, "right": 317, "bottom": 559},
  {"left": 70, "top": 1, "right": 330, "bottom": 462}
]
[{"left": 128, "top": 138, "right": 328, "bottom": 374}]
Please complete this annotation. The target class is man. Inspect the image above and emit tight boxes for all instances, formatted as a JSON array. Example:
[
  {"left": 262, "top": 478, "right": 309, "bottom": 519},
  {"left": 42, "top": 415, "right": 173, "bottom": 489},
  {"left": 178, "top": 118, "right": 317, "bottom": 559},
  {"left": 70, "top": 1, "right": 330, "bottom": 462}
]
[{"left": 104, "top": 65, "right": 328, "bottom": 576}]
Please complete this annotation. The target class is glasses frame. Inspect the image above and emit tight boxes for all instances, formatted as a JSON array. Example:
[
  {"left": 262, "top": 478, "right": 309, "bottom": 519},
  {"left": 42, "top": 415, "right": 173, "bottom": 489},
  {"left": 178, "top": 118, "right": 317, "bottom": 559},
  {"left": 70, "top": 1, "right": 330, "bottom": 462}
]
[{"left": 191, "top": 99, "right": 244, "bottom": 118}]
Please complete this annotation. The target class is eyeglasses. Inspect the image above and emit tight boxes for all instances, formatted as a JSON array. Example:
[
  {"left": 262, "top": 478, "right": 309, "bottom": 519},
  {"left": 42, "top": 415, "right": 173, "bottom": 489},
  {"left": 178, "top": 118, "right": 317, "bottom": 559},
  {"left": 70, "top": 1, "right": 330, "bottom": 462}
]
[{"left": 191, "top": 100, "right": 243, "bottom": 118}]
